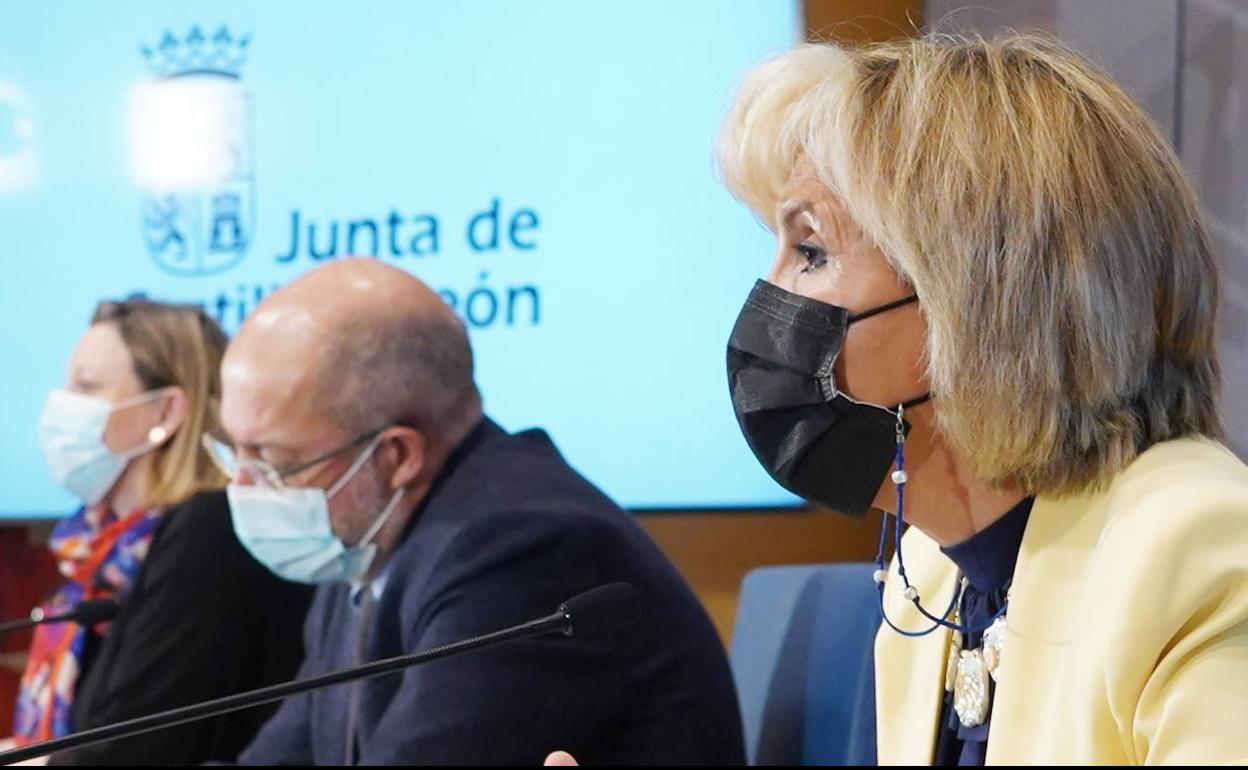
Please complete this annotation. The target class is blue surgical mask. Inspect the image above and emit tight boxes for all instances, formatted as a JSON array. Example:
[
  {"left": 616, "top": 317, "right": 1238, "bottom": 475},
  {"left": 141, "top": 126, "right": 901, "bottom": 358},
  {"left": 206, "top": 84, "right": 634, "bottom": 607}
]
[
  {"left": 227, "top": 435, "right": 405, "bottom": 585},
  {"left": 38, "top": 389, "right": 167, "bottom": 506}
]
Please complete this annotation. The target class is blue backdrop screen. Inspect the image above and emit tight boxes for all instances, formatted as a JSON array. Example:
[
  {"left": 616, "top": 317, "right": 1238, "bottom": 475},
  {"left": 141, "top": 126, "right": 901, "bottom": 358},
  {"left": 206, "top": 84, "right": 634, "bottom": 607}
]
[{"left": 0, "top": 1, "right": 802, "bottom": 516}]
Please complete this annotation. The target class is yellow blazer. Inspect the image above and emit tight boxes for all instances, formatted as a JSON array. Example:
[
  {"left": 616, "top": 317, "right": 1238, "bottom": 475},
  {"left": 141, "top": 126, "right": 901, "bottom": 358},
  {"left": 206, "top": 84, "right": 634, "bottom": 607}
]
[{"left": 875, "top": 437, "right": 1248, "bottom": 764}]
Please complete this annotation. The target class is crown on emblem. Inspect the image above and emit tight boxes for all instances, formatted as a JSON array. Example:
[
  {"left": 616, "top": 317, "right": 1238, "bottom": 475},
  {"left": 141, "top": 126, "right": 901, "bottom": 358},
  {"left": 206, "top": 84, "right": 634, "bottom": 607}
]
[{"left": 140, "top": 25, "right": 250, "bottom": 79}]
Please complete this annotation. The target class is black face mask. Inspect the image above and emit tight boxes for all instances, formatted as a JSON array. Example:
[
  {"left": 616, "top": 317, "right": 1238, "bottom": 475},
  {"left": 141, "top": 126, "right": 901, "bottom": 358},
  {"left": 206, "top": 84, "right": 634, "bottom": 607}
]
[{"left": 727, "top": 279, "right": 929, "bottom": 518}]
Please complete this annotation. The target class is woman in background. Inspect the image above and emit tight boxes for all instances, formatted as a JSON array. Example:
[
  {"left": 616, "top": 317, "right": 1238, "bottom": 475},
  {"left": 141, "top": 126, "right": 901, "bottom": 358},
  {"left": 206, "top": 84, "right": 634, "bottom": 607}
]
[{"left": 13, "top": 297, "right": 313, "bottom": 765}]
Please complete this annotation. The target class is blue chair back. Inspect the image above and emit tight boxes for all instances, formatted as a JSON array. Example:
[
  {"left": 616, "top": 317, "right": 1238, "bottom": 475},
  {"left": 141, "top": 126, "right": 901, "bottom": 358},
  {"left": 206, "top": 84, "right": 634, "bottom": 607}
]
[{"left": 729, "top": 563, "right": 880, "bottom": 765}]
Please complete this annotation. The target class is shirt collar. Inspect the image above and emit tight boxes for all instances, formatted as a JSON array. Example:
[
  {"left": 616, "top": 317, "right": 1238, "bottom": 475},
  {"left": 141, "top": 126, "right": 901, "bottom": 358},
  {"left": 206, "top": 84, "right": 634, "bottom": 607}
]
[{"left": 939, "top": 496, "right": 1034, "bottom": 592}]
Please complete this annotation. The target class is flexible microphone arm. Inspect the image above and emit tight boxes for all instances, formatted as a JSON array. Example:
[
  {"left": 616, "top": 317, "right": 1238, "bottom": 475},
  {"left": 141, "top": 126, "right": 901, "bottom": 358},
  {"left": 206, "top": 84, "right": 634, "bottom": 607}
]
[
  {"left": 0, "top": 582, "right": 640, "bottom": 764},
  {"left": 0, "top": 597, "right": 121, "bottom": 635}
]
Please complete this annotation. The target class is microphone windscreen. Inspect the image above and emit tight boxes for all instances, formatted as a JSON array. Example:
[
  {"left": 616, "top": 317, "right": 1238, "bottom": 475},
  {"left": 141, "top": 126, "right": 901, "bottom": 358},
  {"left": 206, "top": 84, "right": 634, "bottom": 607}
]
[
  {"left": 558, "top": 582, "right": 641, "bottom": 638},
  {"left": 73, "top": 598, "right": 121, "bottom": 626}
]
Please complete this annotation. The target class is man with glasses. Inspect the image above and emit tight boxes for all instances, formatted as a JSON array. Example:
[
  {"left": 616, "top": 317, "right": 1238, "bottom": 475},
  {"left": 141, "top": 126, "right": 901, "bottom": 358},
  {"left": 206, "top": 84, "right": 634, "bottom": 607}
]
[{"left": 216, "top": 258, "right": 745, "bottom": 765}]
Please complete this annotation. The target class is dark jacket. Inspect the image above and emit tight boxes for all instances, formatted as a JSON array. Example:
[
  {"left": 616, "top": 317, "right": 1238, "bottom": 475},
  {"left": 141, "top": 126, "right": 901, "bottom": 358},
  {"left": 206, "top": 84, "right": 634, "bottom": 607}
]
[
  {"left": 238, "top": 419, "right": 745, "bottom": 765},
  {"left": 51, "top": 490, "right": 315, "bottom": 765}
]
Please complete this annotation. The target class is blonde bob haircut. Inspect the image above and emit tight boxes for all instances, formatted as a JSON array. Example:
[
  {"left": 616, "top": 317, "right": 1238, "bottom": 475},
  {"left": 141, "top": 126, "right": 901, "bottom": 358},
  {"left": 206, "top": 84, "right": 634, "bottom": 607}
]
[
  {"left": 717, "top": 33, "right": 1221, "bottom": 495},
  {"left": 93, "top": 297, "right": 229, "bottom": 508}
]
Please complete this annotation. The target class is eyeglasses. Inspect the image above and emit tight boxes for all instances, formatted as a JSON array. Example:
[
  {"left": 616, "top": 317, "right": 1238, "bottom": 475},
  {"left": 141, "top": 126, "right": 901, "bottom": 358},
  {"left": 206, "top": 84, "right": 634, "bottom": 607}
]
[{"left": 202, "top": 429, "right": 383, "bottom": 490}]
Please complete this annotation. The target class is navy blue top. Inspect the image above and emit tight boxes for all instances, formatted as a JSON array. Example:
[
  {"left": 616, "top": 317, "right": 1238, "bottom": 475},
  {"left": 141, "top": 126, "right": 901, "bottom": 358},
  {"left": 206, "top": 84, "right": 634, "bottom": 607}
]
[
  {"left": 236, "top": 418, "right": 745, "bottom": 765},
  {"left": 932, "top": 497, "right": 1033, "bottom": 766}
]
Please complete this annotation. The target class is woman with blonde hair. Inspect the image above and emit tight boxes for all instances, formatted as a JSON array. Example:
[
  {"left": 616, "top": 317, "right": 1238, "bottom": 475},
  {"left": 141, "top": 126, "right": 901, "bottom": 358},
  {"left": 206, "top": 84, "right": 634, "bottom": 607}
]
[
  {"left": 547, "top": 32, "right": 1246, "bottom": 766},
  {"left": 709, "top": 31, "right": 1248, "bottom": 764},
  {"left": 13, "top": 297, "right": 313, "bottom": 764}
]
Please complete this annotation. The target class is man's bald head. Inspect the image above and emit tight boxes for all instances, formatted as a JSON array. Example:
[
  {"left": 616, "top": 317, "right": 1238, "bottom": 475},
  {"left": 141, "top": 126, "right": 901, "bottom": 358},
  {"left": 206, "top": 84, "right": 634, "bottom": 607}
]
[{"left": 225, "top": 258, "right": 482, "bottom": 451}]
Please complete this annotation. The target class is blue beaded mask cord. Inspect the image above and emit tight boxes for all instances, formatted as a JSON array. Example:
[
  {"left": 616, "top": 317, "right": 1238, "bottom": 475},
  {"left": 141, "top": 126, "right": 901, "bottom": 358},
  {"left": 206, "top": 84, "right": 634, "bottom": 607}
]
[{"left": 873, "top": 403, "right": 1008, "bottom": 638}]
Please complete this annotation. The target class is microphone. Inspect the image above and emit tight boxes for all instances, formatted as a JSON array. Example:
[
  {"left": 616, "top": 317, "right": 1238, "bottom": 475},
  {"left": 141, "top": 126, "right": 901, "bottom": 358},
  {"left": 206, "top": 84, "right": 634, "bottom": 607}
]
[
  {"left": 557, "top": 582, "right": 641, "bottom": 637},
  {"left": 0, "top": 582, "right": 641, "bottom": 764},
  {"left": 0, "top": 597, "right": 121, "bottom": 635}
]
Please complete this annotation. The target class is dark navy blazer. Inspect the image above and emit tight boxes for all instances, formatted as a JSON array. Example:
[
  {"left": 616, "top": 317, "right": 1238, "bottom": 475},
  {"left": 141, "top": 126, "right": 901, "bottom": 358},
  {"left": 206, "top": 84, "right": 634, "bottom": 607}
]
[{"left": 237, "top": 419, "right": 745, "bottom": 765}]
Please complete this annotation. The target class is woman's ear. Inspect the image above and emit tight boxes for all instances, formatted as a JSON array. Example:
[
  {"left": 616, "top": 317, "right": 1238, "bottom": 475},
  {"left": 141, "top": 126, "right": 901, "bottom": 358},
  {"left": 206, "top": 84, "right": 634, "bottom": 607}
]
[{"left": 150, "top": 386, "right": 188, "bottom": 445}]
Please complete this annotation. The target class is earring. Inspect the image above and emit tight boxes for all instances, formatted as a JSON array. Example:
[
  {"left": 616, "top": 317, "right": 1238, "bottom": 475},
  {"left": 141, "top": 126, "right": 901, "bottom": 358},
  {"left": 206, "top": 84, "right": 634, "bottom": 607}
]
[{"left": 148, "top": 426, "right": 168, "bottom": 444}]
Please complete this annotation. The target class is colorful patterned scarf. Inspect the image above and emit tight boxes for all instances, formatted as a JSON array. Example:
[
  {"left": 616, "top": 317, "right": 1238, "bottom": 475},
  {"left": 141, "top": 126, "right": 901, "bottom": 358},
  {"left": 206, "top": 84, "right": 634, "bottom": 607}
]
[{"left": 12, "top": 504, "right": 162, "bottom": 743}]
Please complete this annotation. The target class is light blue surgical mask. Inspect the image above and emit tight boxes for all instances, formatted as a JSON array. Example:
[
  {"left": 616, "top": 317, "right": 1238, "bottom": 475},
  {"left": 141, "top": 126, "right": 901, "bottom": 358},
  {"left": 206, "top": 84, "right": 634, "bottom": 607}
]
[
  {"left": 226, "top": 434, "right": 405, "bottom": 585},
  {"left": 38, "top": 388, "right": 167, "bottom": 506}
]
